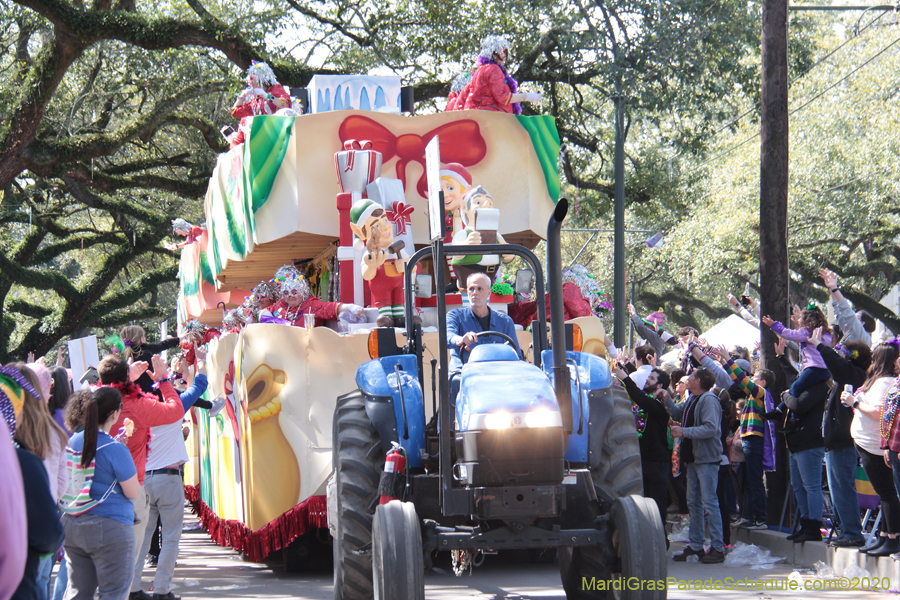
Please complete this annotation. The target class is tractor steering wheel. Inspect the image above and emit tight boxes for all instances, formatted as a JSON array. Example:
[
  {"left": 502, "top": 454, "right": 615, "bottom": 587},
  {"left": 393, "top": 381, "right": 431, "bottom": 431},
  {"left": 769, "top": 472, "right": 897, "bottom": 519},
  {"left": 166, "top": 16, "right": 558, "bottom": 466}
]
[{"left": 460, "top": 331, "right": 522, "bottom": 365}]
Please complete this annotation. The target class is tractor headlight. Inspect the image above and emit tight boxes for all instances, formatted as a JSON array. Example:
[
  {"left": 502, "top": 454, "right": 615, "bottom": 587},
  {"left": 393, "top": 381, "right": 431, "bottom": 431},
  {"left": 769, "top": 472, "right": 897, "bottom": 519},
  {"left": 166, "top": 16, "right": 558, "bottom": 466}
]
[
  {"left": 470, "top": 409, "right": 563, "bottom": 430},
  {"left": 524, "top": 409, "right": 555, "bottom": 428},
  {"left": 484, "top": 412, "right": 513, "bottom": 430}
]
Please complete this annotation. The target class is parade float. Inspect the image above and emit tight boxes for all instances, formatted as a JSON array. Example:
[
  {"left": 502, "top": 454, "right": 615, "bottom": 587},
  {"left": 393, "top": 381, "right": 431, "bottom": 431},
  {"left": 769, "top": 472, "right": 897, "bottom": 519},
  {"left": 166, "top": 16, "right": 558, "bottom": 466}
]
[{"left": 178, "top": 68, "right": 610, "bottom": 565}]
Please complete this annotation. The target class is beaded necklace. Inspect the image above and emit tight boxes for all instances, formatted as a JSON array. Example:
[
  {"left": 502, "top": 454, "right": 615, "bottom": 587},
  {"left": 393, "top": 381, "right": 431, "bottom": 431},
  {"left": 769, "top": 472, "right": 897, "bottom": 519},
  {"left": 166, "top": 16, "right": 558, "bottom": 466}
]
[{"left": 880, "top": 376, "right": 900, "bottom": 440}]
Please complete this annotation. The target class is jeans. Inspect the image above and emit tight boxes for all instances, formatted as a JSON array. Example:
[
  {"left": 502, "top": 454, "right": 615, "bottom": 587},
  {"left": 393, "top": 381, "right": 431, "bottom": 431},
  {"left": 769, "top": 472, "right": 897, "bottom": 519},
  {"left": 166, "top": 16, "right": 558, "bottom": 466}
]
[
  {"left": 742, "top": 436, "right": 768, "bottom": 521},
  {"left": 789, "top": 367, "right": 831, "bottom": 399},
  {"left": 686, "top": 462, "right": 724, "bottom": 552},
  {"left": 789, "top": 447, "right": 825, "bottom": 521},
  {"left": 36, "top": 554, "right": 52, "bottom": 600},
  {"left": 129, "top": 486, "right": 150, "bottom": 593},
  {"left": 132, "top": 472, "right": 184, "bottom": 594},
  {"left": 52, "top": 550, "right": 67, "bottom": 600},
  {"left": 62, "top": 513, "right": 135, "bottom": 600},
  {"left": 826, "top": 445, "right": 863, "bottom": 540},
  {"left": 858, "top": 445, "right": 900, "bottom": 534}
]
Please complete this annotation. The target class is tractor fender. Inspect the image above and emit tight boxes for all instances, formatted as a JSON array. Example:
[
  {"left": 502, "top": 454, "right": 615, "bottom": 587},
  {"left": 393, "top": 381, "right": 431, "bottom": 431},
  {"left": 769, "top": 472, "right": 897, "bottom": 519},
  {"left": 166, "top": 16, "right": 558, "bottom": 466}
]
[{"left": 355, "top": 355, "right": 425, "bottom": 467}]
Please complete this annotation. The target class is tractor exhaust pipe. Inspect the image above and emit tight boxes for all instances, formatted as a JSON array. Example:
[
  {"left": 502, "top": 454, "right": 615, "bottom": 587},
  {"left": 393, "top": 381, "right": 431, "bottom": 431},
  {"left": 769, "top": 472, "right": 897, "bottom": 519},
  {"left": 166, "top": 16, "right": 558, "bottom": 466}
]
[{"left": 546, "top": 198, "right": 572, "bottom": 433}]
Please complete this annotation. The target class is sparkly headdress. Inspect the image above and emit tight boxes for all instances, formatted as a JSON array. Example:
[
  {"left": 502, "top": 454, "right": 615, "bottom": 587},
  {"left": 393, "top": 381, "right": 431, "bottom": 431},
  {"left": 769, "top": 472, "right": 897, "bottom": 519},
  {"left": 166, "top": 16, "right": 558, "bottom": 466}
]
[
  {"left": 171, "top": 218, "right": 193, "bottom": 235},
  {"left": 479, "top": 35, "right": 510, "bottom": 60},
  {"left": 246, "top": 61, "right": 278, "bottom": 88}
]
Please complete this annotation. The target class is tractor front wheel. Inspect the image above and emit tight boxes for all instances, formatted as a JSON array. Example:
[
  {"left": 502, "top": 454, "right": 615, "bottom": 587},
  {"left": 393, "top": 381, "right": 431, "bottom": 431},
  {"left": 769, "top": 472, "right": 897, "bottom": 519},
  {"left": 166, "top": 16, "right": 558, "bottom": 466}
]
[{"left": 372, "top": 500, "right": 425, "bottom": 600}]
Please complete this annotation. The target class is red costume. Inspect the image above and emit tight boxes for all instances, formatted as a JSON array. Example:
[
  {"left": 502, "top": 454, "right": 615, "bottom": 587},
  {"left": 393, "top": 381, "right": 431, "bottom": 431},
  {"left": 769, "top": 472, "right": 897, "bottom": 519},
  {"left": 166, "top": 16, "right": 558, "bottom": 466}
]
[
  {"left": 108, "top": 382, "right": 183, "bottom": 485},
  {"left": 182, "top": 328, "right": 220, "bottom": 366},
  {"left": 229, "top": 84, "right": 292, "bottom": 147},
  {"left": 368, "top": 262, "right": 405, "bottom": 308},
  {"left": 269, "top": 296, "right": 341, "bottom": 327},
  {"left": 508, "top": 282, "right": 594, "bottom": 328},
  {"left": 462, "top": 64, "right": 515, "bottom": 113}
]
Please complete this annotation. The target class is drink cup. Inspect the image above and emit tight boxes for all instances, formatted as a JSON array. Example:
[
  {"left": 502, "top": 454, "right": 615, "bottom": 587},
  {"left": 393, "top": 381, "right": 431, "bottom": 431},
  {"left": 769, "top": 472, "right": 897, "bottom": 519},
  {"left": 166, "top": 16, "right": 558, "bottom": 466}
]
[{"left": 304, "top": 313, "right": 315, "bottom": 329}]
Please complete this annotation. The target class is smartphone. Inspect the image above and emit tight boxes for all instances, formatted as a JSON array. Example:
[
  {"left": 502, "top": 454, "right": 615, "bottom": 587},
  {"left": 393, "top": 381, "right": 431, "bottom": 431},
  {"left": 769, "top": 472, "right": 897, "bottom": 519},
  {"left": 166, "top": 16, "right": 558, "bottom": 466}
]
[
  {"left": 844, "top": 384, "right": 854, "bottom": 394},
  {"left": 740, "top": 295, "right": 752, "bottom": 307},
  {"left": 220, "top": 125, "right": 235, "bottom": 139}
]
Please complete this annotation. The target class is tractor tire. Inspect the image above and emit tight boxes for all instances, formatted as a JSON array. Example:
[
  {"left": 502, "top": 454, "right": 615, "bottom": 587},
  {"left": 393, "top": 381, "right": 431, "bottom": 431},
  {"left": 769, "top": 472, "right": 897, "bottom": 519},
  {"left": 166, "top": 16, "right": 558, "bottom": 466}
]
[
  {"left": 558, "top": 545, "right": 611, "bottom": 599},
  {"left": 610, "top": 495, "right": 667, "bottom": 599},
  {"left": 558, "top": 495, "right": 667, "bottom": 600},
  {"left": 332, "top": 391, "right": 385, "bottom": 600},
  {"left": 372, "top": 501, "right": 425, "bottom": 600},
  {"left": 590, "top": 385, "right": 643, "bottom": 502}
]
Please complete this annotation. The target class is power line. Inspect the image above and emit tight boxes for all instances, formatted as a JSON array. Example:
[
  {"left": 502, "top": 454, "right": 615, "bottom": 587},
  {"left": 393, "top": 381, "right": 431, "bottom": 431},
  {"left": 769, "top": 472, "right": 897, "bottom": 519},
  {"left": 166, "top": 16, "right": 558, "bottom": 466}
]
[
  {"left": 707, "top": 7, "right": 891, "bottom": 139},
  {"left": 693, "top": 28, "right": 900, "bottom": 171}
]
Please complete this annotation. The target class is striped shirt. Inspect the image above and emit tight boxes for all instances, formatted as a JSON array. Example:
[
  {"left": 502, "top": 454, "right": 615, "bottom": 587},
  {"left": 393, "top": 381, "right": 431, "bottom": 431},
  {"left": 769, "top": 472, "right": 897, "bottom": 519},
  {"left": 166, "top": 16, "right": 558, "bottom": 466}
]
[{"left": 725, "top": 359, "right": 769, "bottom": 437}]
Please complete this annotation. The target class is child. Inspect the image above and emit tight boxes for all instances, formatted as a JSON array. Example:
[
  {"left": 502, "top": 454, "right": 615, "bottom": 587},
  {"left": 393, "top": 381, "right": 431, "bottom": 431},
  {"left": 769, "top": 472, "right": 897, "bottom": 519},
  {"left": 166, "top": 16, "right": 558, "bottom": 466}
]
[{"left": 761, "top": 306, "right": 833, "bottom": 420}]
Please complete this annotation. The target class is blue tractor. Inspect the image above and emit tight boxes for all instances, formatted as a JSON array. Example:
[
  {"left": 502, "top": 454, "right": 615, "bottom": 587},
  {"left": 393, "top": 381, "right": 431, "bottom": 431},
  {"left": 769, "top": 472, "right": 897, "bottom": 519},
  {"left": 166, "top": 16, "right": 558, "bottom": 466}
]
[{"left": 330, "top": 199, "right": 667, "bottom": 599}]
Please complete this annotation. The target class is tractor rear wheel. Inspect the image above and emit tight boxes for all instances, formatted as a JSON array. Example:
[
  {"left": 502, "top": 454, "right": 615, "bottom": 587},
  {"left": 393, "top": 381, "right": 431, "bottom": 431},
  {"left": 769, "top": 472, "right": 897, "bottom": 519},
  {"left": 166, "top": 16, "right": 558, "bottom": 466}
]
[
  {"left": 372, "top": 500, "right": 425, "bottom": 600},
  {"left": 590, "top": 385, "right": 643, "bottom": 501},
  {"left": 332, "top": 391, "right": 384, "bottom": 600}
]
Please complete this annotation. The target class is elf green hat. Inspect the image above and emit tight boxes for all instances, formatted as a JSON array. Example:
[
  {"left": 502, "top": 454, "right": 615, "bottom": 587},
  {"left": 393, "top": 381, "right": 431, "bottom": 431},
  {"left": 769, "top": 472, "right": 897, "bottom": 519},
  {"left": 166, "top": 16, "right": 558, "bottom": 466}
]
[{"left": 350, "top": 198, "right": 380, "bottom": 229}]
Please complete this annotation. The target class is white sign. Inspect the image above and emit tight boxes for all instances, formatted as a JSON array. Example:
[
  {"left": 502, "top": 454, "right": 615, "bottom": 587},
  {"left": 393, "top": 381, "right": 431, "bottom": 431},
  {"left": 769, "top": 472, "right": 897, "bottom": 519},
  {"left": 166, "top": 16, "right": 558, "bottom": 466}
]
[
  {"left": 68, "top": 335, "right": 100, "bottom": 391},
  {"left": 425, "top": 136, "right": 443, "bottom": 242}
]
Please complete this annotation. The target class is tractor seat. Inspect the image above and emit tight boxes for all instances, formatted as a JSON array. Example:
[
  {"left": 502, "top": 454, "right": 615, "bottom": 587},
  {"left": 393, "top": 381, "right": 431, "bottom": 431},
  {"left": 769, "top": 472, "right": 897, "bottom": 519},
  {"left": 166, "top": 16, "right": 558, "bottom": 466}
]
[{"left": 468, "top": 344, "right": 519, "bottom": 363}]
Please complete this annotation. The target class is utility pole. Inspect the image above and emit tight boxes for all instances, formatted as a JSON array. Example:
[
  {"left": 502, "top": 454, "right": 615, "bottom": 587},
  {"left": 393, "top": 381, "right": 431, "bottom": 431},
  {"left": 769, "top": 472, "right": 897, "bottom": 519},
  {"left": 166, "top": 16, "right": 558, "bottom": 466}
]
[{"left": 760, "top": 0, "right": 790, "bottom": 527}]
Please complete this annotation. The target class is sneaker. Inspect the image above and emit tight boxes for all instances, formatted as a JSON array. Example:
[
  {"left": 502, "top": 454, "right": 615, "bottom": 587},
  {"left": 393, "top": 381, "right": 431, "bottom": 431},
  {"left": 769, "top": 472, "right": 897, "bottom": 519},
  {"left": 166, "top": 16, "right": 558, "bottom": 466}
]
[
  {"left": 152, "top": 594, "right": 180, "bottom": 600},
  {"left": 673, "top": 546, "right": 706, "bottom": 562},
  {"left": 742, "top": 519, "right": 768, "bottom": 530},
  {"left": 700, "top": 548, "right": 726, "bottom": 564},
  {"left": 129, "top": 592, "right": 152, "bottom": 600},
  {"left": 731, "top": 515, "right": 746, "bottom": 525},
  {"left": 831, "top": 537, "right": 865, "bottom": 548},
  {"left": 209, "top": 397, "right": 226, "bottom": 417}
]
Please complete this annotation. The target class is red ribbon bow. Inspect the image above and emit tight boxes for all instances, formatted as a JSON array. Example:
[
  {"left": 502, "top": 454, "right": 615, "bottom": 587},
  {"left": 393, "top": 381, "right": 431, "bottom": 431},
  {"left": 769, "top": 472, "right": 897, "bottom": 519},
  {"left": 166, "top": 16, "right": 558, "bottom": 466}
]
[
  {"left": 343, "top": 139, "right": 374, "bottom": 151},
  {"left": 339, "top": 115, "right": 487, "bottom": 197},
  {"left": 386, "top": 201, "right": 414, "bottom": 235}
]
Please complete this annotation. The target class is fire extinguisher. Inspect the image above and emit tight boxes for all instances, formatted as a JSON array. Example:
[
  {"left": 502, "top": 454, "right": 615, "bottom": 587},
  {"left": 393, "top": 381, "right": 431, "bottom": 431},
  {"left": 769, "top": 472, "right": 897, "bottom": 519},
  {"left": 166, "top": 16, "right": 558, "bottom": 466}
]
[{"left": 379, "top": 442, "right": 407, "bottom": 504}]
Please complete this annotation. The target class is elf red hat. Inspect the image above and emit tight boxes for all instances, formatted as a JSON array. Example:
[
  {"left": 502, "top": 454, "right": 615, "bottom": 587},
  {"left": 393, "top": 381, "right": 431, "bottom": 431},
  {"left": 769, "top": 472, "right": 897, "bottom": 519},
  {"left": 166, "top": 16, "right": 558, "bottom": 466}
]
[{"left": 440, "top": 163, "right": 472, "bottom": 187}]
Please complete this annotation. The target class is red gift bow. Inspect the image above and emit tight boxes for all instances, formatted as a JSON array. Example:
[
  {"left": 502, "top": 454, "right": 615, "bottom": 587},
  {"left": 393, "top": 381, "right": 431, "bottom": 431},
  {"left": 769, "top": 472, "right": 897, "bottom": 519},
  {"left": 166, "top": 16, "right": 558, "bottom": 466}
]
[
  {"left": 338, "top": 115, "right": 487, "bottom": 197},
  {"left": 386, "top": 201, "right": 415, "bottom": 235},
  {"left": 343, "top": 139, "right": 374, "bottom": 151}
]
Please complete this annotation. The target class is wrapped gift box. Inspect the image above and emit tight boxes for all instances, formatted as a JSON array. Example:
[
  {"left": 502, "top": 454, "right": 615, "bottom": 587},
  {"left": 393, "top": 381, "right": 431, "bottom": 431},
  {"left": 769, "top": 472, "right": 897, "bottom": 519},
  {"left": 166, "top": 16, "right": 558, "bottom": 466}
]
[
  {"left": 334, "top": 141, "right": 383, "bottom": 193},
  {"left": 366, "top": 177, "right": 414, "bottom": 254}
]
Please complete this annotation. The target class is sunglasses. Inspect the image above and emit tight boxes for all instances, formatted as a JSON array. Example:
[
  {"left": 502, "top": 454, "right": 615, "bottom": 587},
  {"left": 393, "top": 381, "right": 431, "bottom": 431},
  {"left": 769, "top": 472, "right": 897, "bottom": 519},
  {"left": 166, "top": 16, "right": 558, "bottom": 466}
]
[{"left": 284, "top": 290, "right": 301, "bottom": 297}]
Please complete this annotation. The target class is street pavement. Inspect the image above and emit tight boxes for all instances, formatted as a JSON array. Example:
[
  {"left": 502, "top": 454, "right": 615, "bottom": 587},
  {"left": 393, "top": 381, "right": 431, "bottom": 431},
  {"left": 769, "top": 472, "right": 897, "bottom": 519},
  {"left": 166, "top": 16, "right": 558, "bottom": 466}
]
[{"left": 122, "top": 510, "right": 894, "bottom": 599}]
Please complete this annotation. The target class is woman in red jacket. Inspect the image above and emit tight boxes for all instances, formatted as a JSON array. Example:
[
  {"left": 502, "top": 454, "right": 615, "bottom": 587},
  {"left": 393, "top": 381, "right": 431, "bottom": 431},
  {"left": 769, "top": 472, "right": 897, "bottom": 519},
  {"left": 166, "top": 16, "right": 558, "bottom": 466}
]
[
  {"left": 460, "top": 35, "right": 542, "bottom": 114},
  {"left": 229, "top": 61, "right": 291, "bottom": 147}
]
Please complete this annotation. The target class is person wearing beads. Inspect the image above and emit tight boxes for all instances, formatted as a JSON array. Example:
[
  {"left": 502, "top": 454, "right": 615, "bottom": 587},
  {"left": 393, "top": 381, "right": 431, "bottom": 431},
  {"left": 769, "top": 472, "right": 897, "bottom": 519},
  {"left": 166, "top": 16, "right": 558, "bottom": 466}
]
[
  {"left": 461, "top": 35, "right": 542, "bottom": 114},
  {"left": 879, "top": 353, "right": 900, "bottom": 560},
  {"left": 61, "top": 387, "right": 139, "bottom": 600},
  {"left": 259, "top": 265, "right": 363, "bottom": 328},
  {"left": 96, "top": 354, "right": 184, "bottom": 600},
  {"left": 611, "top": 364, "right": 672, "bottom": 548},
  {"left": 841, "top": 341, "right": 900, "bottom": 556},
  {"left": 228, "top": 61, "right": 291, "bottom": 147}
]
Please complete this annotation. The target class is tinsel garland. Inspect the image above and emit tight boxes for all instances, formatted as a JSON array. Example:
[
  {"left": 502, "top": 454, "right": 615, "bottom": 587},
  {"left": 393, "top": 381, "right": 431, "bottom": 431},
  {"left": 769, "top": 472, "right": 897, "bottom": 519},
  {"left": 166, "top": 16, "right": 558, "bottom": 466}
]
[{"left": 183, "top": 485, "right": 328, "bottom": 562}]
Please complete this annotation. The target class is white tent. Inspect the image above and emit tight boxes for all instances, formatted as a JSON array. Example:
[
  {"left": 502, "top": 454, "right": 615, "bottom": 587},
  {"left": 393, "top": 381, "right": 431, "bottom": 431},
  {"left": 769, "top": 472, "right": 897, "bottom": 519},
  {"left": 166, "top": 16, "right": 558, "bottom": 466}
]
[{"left": 658, "top": 314, "right": 760, "bottom": 365}]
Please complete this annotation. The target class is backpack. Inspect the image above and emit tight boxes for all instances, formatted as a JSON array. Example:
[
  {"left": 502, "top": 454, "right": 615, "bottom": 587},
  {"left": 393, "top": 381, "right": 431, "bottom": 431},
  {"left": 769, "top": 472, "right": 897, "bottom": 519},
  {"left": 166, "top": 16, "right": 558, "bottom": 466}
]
[{"left": 58, "top": 440, "right": 118, "bottom": 516}]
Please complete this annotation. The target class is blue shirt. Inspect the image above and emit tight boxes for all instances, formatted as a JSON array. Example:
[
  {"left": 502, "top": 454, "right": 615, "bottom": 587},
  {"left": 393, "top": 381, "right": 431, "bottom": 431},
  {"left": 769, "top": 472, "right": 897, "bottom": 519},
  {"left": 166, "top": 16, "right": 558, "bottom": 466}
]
[
  {"left": 68, "top": 431, "right": 136, "bottom": 526},
  {"left": 446, "top": 307, "right": 520, "bottom": 371}
]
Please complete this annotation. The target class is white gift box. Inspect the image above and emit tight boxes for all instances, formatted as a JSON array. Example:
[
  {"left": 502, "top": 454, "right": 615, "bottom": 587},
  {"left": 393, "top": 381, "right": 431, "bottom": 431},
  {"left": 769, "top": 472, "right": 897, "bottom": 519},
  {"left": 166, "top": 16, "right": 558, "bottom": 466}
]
[
  {"left": 334, "top": 141, "right": 383, "bottom": 193},
  {"left": 366, "top": 178, "right": 414, "bottom": 252}
]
